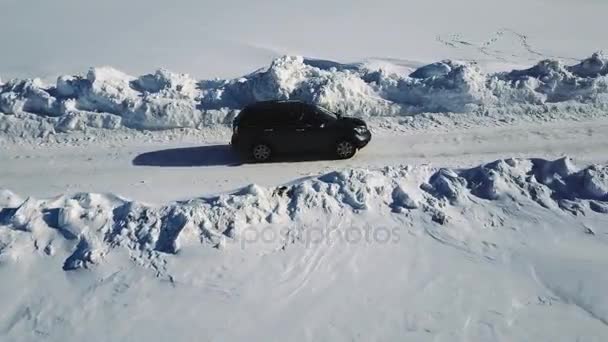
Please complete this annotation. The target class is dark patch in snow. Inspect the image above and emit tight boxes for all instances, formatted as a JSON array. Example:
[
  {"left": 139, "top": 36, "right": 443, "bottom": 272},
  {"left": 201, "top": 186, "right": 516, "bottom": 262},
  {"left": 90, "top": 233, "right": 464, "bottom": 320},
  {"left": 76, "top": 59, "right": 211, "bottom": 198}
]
[{"left": 133, "top": 145, "right": 242, "bottom": 167}]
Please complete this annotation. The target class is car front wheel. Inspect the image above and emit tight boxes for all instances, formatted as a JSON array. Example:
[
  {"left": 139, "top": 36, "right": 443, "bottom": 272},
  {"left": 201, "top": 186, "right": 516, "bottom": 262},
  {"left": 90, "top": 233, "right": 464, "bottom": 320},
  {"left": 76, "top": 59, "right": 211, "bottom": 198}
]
[
  {"left": 251, "top": 143, "right": 272, "bottom": 162},
  {"left": 335, "top": 140, "right": 356, "bottom": 159}
]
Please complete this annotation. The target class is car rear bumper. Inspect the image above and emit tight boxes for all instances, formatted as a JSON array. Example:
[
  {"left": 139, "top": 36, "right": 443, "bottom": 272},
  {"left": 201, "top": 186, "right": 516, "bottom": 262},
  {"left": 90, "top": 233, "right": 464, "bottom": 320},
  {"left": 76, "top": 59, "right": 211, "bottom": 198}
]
[
  {"left": 231, "top": 134, "right": 241, "bottom": 147},
  {"left": 230, "top": 135, "right": 241, "bottom": 152},
  {"left": 231, "top": 134, "right": 249, "bottom": 155}
]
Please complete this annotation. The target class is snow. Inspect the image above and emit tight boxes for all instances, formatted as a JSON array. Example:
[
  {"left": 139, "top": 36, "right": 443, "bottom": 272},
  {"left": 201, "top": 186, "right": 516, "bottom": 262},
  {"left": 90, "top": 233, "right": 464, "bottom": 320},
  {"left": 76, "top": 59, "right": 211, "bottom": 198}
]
[
  {"left": 2, "top": 116, "right": 608, "bottom": 204},
  {"left": 2, "top": 111, "right": 608, "bottom": 340},
  {"left": 3, "top": 0, "right": 608, "bottom": 340},
  {"left": 2, "top": 0, "right": 608, "bottom": 80},
  {"left": 1, "top": 157, "right": 608, "bottom": 340},
  {"left": 2, "top": 53, "right": 608, "bottom": 139}
]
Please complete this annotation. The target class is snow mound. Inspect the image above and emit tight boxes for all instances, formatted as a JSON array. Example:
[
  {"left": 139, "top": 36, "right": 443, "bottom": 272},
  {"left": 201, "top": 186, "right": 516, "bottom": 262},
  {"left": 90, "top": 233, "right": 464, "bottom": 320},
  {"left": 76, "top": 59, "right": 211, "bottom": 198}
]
[
  {"left": 492, "top": 53, "right": 608, "bottom": 104},
  {"left": 200, "top": 55, "right": 402, "bottom": 116},
  {"left": 2, "top": 53, "right": 608, "bottom": 137},
  {"left": 1, "top": 67, "right": 205, "bottom": 133},
  {"left": 428, "top": 157, "right": 608, "bottom": 211},
  {"left": 0, "top": 189, "right": 22, "bottom": 208},
  {"left": 200, "top": 56, "right": 491, "bottom": 114},
  {"left": 1, "top": 157, "right": 606, "bottom": 272}
]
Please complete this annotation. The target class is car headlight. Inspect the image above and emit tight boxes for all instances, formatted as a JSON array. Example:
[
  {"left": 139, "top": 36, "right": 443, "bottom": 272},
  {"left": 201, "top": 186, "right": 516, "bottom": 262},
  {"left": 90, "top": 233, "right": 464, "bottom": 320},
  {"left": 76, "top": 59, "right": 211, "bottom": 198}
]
[{"left": 354, "top": 126, "right": 368, "bottom": 135}]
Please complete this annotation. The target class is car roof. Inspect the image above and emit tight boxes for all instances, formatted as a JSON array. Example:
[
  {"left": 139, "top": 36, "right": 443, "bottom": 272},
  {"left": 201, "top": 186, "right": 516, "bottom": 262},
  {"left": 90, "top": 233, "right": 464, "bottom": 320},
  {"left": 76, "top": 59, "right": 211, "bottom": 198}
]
[{"left": 245, "top": 100, "right": 304, "bottom": 108}]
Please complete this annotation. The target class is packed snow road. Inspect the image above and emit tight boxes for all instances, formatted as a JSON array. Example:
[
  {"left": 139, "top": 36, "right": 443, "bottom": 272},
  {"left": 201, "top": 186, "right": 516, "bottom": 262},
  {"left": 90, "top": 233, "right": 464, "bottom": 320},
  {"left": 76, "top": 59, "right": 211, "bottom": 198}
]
[{"left": 2, "top": 117, "right": 608, "bottom": 204}]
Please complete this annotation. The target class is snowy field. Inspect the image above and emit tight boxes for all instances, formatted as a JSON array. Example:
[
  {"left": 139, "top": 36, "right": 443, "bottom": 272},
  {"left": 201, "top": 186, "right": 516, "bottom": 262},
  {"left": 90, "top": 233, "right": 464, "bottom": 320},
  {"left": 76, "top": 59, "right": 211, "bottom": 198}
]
[
  {"left": 1, "top": 0, "right": 607, "bottom": 80},
  {"left": 2, "top": 0, "right": 608, "bottom": 341}
]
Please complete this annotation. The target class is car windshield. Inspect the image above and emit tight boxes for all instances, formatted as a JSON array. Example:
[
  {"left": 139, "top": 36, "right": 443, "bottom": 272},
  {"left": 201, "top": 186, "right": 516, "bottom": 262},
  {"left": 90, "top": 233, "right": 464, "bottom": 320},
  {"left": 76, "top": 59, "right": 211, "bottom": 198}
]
[{"left": 315, "top": 106, "right": 340, "bottom": 121}]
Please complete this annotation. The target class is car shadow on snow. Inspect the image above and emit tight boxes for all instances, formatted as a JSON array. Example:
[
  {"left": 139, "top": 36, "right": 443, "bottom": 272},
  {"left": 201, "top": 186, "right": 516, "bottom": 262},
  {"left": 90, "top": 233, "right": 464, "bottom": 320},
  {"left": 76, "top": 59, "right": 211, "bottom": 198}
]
[
  {"left": 132, "top": 145, "right": 243, "bottom": 167},
  {"left": 133, "top": 144, "right": 341, "bottom": 167}
]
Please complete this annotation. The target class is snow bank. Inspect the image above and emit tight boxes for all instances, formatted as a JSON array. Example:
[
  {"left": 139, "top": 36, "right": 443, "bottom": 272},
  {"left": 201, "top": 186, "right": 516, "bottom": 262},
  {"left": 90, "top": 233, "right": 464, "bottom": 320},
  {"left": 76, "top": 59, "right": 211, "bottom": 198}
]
[
  {"left": 2, "top": 53, "right": 608, "bottom": 137},
  {"left": 1, "top": 67, "right": 208, "bottom": 133},
  {"left": 492, "top": 53, "right": 608, "bottom": 104},
  {"left": 1, "top": 157, "right": 606, "bottom": 272}
]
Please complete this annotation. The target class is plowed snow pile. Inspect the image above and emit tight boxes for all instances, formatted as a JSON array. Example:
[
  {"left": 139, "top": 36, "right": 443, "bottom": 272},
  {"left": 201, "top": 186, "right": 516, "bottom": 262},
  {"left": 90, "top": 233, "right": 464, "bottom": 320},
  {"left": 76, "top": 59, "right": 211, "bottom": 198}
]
[
  {"left": 1, "top": 53, "right": 608, "bottom": 138},
  {"left": 2, "top": 156, "right": 607, "bottom": 270},
  {"left": 1, "top": 157, "right": 608, "bottom": 341}
]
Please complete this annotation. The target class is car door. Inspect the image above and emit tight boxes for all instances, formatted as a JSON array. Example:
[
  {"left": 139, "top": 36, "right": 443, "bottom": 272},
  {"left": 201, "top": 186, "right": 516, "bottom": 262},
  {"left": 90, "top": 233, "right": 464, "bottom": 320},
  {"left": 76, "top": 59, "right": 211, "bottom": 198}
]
[
  {"left": 297, "top": 104, "right": 337, "bottom": 152},
  {"left": 265, "top": 103, "right": 306, "bottom": 153},
  {"left": 247, "top": 105, "right": 284, "bottom": 152}
]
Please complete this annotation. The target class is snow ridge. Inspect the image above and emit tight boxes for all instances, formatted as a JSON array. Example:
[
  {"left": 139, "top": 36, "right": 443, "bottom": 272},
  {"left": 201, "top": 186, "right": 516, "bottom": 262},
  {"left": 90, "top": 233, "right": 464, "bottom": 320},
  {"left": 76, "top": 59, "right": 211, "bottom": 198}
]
[
  {"left": 1, "top": 53, "right": 608, "bottom": 137},
  {"left": 1, "top": 157, "right": 606, "bottom": 273}
]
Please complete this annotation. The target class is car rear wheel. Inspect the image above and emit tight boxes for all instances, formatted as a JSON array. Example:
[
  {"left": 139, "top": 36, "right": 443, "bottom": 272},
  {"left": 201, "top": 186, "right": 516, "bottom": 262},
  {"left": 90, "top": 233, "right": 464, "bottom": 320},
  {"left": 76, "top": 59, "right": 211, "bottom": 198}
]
[
  {"left": 251, "top": 143, "right": 272, "bottom": 162},
  {"left": 335, "top": 140, "right": 356, "bottom": 159}
]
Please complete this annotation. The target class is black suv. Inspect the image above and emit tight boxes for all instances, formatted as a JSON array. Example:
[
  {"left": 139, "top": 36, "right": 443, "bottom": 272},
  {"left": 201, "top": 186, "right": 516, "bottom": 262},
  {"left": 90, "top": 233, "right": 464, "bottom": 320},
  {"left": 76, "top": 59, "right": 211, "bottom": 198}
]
[{"left": 231, "top": 100, "right": 371, "bottom": 162}]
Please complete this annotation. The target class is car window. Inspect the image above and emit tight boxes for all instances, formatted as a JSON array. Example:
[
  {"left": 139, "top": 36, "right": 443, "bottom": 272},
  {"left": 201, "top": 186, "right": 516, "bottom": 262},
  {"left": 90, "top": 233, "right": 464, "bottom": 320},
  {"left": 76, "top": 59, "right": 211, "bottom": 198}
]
[
  {"left": 316, "top": 106, "right": 339, "bottom": 122},
  {"left": 315, "top": 110, "right": 336, "bottom": 124},
  {"left": 269, "top": 103, "right": 303, "bottom": 127},
  {"left": 244, "top": 106, "right": 273, "bottom": 126},
  {"left": 236, "top": 107, "right": 258, "bottom": 126},
  {"left": 302, "top": 105, "right": 336, "bottom": 126},
  {"left": 239, "top": 102, "right": 315, "bottom": 127},
  {"left": 301, "top": 105, "right": 319, "bottom": 125}
]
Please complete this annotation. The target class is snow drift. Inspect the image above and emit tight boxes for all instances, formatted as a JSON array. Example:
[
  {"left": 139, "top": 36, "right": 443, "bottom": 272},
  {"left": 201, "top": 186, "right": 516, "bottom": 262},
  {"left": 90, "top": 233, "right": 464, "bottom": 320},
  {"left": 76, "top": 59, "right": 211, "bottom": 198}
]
[
  {"left": 1, "top": 53, "right": 608, "bottom": 136},
  {"left": 2, "top": 157, "right": 608, "bottom": 340},
  {"left": 1, "top": 156, "right": 607, "bottom": 272}
]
